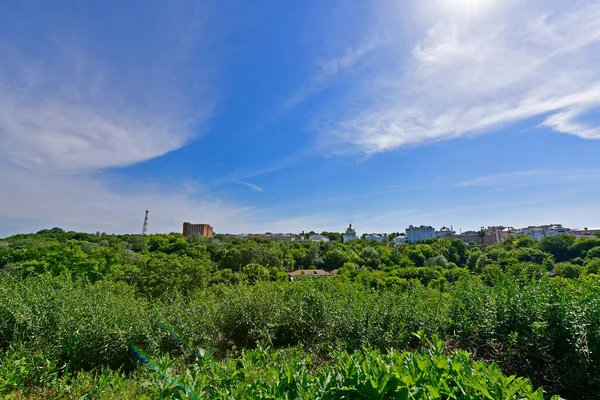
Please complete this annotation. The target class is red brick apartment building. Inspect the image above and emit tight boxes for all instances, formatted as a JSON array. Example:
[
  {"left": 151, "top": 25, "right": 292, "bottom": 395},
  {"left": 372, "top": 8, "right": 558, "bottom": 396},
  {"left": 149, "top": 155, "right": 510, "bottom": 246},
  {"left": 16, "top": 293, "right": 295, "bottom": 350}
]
[{"left": 182, "top": 222, "right": 213, "bottom": 238}]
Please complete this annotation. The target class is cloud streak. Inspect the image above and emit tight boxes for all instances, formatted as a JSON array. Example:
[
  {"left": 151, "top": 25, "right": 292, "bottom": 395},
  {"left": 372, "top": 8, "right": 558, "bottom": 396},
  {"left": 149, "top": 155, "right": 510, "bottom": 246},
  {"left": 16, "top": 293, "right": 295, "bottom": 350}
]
[
  {"left": 236, "top": 181, "right": 264, "bottom": 192},
  {"left": 315, "top": 0, "right": 600, "bottom": 153},
  {"left": 284, "top": 35, "right": 386, "bottom": 110},
  {"left": 456, "top": 169, "right": 600, "bottom": 188}
]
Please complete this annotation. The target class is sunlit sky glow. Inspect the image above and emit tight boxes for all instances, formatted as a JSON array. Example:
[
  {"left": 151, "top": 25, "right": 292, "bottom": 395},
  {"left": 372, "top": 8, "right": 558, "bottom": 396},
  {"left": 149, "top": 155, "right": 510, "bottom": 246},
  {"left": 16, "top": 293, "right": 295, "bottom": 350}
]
[{"left": 1, "top": 0, "right": 600, "bottom": 236}]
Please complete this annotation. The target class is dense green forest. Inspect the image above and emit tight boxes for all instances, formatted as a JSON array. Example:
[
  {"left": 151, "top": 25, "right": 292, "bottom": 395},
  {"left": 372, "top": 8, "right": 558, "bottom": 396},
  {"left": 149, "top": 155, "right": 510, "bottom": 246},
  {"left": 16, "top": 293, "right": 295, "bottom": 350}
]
[{"left": 1, "top": 228, "right": 600, "bottom": 398}]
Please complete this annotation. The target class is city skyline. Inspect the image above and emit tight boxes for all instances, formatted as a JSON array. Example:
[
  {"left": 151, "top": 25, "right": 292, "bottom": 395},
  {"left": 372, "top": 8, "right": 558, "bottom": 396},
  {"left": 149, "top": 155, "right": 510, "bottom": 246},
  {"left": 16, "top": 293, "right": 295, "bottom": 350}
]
[{"left": 2, "top": 0, "right": 600, "bottom": 237}]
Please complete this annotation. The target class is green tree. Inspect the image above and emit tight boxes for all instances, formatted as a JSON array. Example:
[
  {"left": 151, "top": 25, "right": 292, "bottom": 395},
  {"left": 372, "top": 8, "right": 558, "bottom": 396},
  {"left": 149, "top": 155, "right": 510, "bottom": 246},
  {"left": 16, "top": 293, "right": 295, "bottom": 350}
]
[
  {"left": 538, "top": 234, "right": 575, "bottom": 262},
  {"left": 323, "top": 249, "right": 348, "bottom": 270},
  {"left": 586, "top": 246, "right": 600, "bottom": 259},
  {"left": 477, "top": 230, "right": 486, "bottom": 244}
]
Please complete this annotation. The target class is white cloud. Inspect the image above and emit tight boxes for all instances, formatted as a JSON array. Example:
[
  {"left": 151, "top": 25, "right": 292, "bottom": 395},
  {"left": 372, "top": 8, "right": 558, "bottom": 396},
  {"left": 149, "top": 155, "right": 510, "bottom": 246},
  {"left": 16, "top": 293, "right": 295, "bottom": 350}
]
[
  {"left": 0, "top": 2, "right": 236, "bottom": 235},
  {"left": 0, "top": 3, "right": 214, "bottom": 171},
  {"left": 316, "top": 0, "right": 600, "bottom": 153},
  {"left": 0, "top": 97, "right": 195, "bottom": 170},
  {"left": 542, "top": 108, "right": 600, "bottom": 139}
]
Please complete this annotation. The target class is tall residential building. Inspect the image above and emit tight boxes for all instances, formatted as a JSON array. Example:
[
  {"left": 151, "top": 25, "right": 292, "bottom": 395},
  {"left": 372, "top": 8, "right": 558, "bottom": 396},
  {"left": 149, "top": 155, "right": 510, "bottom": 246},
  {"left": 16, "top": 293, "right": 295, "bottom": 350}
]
[
  {"left": 182, "top": 222, "right": 214, "bottom": 238},
  {"left": 406, "top": 225, "right": 436, "bottom": 243}
]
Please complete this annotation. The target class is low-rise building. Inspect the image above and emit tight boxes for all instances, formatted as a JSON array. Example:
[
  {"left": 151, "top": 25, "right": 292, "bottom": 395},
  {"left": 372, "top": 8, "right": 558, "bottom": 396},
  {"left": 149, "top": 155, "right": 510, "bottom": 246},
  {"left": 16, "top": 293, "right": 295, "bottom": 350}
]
[
  {"left": 456, "top": 226, "right": 513, "bottom": 244},
  {"left": 364, "top": 234, "right": 385, "bottom": 242},
  {"left": 226, "top": 233, "right": 304, "bottom": 241},
  {"left": 436, "top": 226, "right": 456, "bottom": 238},
  {"left": 485, "top": 226, "right": 513, "bottom": 242},
  {"left": 455, "top": 231, "right": 496, "bottom": 244},
  {"left": 308, "top": 234, "right": 330, "bottom": 242},
  {"left": 570, "top": 227, "right": 600, "bottom": 237},
  {"left": 287, "top": 269, "right": 332, "bottom": 281},
  {"left": 393, "top": 235, "right": 408, "bottom": 244}
]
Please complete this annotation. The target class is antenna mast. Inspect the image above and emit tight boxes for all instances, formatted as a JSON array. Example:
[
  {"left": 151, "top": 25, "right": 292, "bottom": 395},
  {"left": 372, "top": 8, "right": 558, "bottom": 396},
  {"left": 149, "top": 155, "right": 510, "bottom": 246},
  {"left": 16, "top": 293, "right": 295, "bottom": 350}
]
[{"left": 142, "top": 209, "right": 149, "bottom": 235}]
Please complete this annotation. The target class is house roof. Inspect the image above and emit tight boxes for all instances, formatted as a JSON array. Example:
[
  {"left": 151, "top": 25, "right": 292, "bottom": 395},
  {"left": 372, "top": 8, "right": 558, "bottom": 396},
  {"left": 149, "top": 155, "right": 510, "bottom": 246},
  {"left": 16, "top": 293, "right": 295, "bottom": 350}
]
[{"left": 287, "top": 269, "right": 332, "bottom": 277}]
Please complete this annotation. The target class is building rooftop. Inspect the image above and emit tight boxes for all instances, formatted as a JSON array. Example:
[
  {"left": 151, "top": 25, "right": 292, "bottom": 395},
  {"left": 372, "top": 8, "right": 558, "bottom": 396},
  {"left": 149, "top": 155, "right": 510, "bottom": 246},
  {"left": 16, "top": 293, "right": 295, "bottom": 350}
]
[{"left": 287, "top": 269, "right": 332, "bottom": 277}]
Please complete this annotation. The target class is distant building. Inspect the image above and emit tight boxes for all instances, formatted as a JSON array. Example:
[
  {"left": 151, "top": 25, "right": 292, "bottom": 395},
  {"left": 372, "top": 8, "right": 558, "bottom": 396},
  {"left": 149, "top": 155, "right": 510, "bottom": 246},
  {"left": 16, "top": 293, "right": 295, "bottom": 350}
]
[
  {"left": 456, "top": 226, "right": 512, "bottom": 244},
  {"left": 436, "top": 226, "right": 455, "bottom": 238},
  {"left": 406, "top": 225, "right": 436, "bottom": 243},
  {"left": 287, "top": 269, "right": 332, "bottom": 281},
  {"left": 308, "top": 234, "right": 329, "bottom": 242},
  {"left": 343, "top": 223, "right": 358, "bottom": 243},
  {"left": 226, "top": 233, "right": 303, "bottom": 241},
  {"left": 183, "top": 222, "right": 213, "bottom": 238},
  {"left": 486, "top": 226, "right": 513, "bottom": 242},
  {"left": 570, "top": 227, "right": 600, "bottom": 237},
  {"left": 513, "top": 224, "right": 570, "bottom": 241},
  {"left": 364, "top": 234, "right": 385, "bottom": 242},
  {"left": 394, "top": 235, "right": 408, "bottom": 244},
  {"left": 455, "top": 232, "right": 496, "bottom": 245}
]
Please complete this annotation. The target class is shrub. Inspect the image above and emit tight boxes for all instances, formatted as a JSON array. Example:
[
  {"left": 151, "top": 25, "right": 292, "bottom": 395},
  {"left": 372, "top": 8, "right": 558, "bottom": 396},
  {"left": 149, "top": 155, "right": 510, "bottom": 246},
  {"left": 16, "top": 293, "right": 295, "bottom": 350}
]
[{"left": 553, "top": 262, "right": 583, "bottom": 278}]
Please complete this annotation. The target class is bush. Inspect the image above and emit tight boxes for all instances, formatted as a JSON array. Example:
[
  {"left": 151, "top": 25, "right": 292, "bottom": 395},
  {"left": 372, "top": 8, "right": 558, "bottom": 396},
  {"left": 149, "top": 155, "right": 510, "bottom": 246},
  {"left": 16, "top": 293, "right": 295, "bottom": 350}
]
[
  {"left": 587, "top": 246, "right": 600, "bottom": 259},
  {"left": 553, "top": 262, "right": 584, "bottom": 278},
  {"left": 0, "top": 274, "right": 158, "bottom": 370}
]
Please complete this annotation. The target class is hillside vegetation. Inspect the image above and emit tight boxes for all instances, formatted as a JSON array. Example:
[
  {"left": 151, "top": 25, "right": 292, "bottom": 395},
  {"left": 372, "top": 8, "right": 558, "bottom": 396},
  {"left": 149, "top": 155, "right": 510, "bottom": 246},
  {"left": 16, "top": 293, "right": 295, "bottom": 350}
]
[{"left": 2, "top": 229, "right": 600, "bottom": 398}]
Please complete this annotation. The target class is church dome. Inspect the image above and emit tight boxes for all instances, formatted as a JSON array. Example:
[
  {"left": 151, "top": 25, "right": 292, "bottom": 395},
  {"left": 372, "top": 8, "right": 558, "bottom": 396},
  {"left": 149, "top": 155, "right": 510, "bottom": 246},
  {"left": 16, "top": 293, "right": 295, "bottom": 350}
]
[{"left": 346, "top": 223, "right": 356, "bottom": 233}]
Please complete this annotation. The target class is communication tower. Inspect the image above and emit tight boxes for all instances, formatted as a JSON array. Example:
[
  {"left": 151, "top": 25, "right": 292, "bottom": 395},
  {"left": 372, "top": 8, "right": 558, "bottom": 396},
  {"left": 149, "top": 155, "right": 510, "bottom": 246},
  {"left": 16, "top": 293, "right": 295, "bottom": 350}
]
[{"left": 142, "top": 209, "right": 149, "bottom": 235}]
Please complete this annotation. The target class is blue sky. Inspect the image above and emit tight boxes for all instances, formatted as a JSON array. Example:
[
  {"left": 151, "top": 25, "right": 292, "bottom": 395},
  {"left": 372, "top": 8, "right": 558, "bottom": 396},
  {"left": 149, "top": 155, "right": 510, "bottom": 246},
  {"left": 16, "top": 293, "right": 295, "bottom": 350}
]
[{"left": 1, "top": 0, "right": 600, "bottom": 236}]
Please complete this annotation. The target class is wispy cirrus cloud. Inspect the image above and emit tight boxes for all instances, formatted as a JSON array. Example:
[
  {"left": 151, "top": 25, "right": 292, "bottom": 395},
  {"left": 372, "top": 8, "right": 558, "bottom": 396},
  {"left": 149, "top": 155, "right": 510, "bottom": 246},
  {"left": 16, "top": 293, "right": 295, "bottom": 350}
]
[
  {"left": 0, "top": 1, "right": 233, "bottom": 235},
  {"left": 0, "top": 2, "right": 214, "bottom": 171},
  {"left": 315, "top": 0, "right": 600, "bottom": 153},
  {"left": 283, "top": 35, "right": 387, "bottom": 111},
  {"left": 236, "top": 181, "right": 264, "bottom": 192},
  {"left": 456, "top": 169, "right": 600, "bottom": 188}
]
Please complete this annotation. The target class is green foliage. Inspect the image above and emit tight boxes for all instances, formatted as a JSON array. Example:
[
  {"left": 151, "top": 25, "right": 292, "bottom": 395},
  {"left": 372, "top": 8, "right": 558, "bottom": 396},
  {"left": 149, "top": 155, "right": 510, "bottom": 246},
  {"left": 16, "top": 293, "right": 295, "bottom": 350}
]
[
  {"left": 553, "top": 262, "right": 584, "bottom": 278},
  {"left": 140, "top": 337, "right": 554, "bottom": 400},
  {"left": 1, "top": 338, "right": 558, "bottom": 399},
  {"left": 587, "top": 245, "right": 600, "bottom": 259},
  {"left": 2, "top": 229, "right": 600, "bottom": 398},
  {"left": 586, "top": 258, "right": 600, "bottom": 274},
  {"left": 538, "top": 234, "right": 576, "bottom": 262}
]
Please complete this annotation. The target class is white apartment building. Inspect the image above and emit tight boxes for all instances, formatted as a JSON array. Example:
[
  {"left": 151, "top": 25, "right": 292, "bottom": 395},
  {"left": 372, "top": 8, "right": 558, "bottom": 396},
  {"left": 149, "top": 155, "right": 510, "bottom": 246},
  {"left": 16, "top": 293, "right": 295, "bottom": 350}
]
[
  {"left": 513, "top": 224, "right": 571, "bottom": 241},
  {"left": 406, "top": 225, "right": 437, "bottom": 243}
]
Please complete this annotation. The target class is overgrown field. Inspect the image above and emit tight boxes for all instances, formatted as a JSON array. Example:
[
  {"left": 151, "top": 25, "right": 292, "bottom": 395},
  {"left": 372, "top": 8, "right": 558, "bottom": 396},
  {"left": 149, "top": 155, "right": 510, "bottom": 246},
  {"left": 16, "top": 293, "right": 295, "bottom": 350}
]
[{"left": 1, "top": 229, "right": 600, "bottom": 398}]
